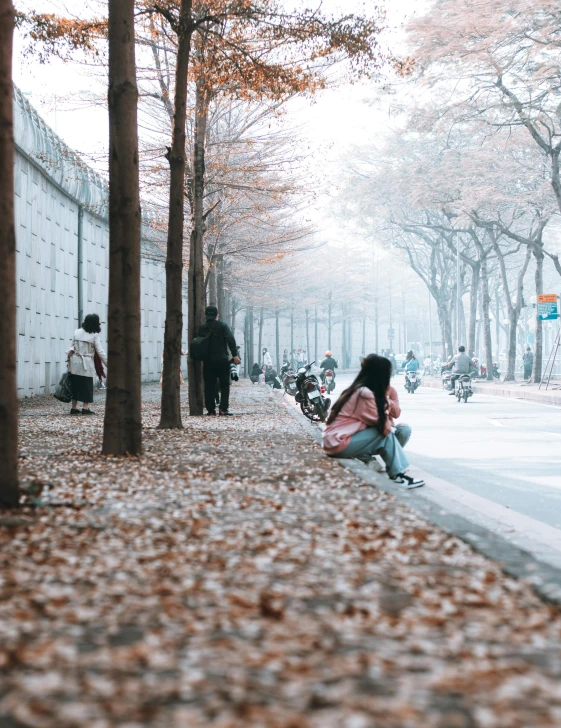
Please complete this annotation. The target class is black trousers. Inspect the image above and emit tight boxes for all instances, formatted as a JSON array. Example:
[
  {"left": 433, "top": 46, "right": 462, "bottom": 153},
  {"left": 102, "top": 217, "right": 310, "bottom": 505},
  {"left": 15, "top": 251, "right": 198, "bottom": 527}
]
[{"left": 203, "top": 360, "right": 230, "bottom": 413}]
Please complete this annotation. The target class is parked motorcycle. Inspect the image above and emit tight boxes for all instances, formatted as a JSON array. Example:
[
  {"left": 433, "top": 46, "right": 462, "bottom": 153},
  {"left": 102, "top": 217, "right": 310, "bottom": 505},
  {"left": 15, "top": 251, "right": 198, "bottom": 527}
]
[
  {"left": 479, "top": 362, "right": 501, "bottom": 380},
  {"left": 280, "top": 362, "right": 298, "bottom": 397},
  {"left": 295, "top": 361, "right": 331, "bottom": 422},
  {"left": 441, "top": 370, "right": 454, "bottom": 391},
  {"left": 455, "top": 374, "right": 474, "bottom": 403},
  {"left": 405, "top": 370, "right": 420, "bottom": 394}
]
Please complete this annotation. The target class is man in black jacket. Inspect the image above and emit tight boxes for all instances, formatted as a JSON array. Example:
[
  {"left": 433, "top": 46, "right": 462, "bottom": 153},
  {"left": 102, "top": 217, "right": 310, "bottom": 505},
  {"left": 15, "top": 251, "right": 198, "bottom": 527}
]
[{"left": 199, "top": 305, "right": 240, "bottom": 415}]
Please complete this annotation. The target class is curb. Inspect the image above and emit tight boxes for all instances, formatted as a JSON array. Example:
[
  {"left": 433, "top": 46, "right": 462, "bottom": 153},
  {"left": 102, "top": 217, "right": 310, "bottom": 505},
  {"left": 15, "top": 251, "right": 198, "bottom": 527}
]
[
  {"left": 423, "top": 378, "right": 561, "bottom": 407},
  {"left": 275, "top": 390, "right": 561, "bottom": 605}
]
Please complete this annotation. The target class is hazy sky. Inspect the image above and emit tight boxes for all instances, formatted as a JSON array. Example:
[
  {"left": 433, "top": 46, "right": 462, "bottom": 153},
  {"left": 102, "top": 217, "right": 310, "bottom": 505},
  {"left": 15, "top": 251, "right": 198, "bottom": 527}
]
[{"left": 13, "top": 0, "right": 426, "bottom": 254}]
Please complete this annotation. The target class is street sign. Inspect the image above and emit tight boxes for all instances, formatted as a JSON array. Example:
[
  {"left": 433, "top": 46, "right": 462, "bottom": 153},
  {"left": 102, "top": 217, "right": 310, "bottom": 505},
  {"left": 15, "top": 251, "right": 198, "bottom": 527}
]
[{"left": 538, "top": 294, "right": 559, "bottom": 321}]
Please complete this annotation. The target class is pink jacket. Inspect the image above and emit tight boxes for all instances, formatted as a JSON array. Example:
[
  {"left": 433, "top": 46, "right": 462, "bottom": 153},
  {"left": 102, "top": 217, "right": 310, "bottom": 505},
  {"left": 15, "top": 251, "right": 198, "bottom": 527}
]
[{"left": 322, "top": 386, "right": 401, "bottom": 455}]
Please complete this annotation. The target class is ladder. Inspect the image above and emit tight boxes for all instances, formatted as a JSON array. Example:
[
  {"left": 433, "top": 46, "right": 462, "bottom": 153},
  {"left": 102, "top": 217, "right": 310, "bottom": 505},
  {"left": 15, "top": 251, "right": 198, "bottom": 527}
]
[{"left": 541, "top": 327, "right": 561, "bottom": 390}]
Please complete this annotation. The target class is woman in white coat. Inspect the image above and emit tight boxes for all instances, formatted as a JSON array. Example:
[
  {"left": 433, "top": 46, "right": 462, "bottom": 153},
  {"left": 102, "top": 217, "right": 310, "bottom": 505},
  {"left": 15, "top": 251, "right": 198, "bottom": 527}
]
[{"left": 67, "top": 314, "right": 108, "bottom": 415}]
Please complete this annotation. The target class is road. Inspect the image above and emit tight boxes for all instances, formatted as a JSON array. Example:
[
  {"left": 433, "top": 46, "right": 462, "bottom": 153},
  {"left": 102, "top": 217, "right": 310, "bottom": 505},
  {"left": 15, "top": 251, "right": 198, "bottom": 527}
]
[{"left": 332, "top": 370, "right": 561, "bottom": 570}]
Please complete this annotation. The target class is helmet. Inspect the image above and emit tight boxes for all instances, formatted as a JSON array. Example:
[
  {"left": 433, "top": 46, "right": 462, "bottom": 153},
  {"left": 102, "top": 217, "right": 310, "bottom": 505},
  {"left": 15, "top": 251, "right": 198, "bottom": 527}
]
[
  {"left": 407, "top": 350, "right": 414, "bottom": 358},
  {"left": 325, "top": 351, "right": 332, "bottom": 357}
]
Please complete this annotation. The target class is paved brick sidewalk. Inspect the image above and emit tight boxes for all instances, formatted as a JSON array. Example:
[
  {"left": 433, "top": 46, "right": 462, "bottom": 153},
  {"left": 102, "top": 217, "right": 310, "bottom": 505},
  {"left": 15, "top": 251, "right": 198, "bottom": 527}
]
[{"left": 1, "top": 382, "right": 561, "bottom": 727}]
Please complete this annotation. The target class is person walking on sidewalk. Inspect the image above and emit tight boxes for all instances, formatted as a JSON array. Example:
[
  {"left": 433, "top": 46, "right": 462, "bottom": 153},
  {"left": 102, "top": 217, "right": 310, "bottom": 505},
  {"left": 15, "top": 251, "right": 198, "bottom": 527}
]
[
  {"left": 67, "top": 313, "right": 108, "bottom": 415},
  {"left": 200, "top": 305, "right": 240, "bottom": 416},
  {"left": 322, "top": 354, "right": 424, "bottom": 489},
  {"left": 523, "top": 346, "right": 534, "bottom": 381}
]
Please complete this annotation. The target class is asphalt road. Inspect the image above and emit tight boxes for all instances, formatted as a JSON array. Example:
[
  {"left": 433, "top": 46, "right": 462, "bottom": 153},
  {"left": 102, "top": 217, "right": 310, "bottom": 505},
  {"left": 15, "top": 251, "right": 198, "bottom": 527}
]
[{"left": 332, "top": 370, "right": 561, "bottom": 568}]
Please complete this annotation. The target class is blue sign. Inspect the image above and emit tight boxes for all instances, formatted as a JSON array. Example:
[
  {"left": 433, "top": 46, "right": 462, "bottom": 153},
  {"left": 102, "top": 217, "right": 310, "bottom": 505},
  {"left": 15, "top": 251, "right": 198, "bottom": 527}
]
[{"left": 538, "top": 294, "right": 559, "bottom": 321}]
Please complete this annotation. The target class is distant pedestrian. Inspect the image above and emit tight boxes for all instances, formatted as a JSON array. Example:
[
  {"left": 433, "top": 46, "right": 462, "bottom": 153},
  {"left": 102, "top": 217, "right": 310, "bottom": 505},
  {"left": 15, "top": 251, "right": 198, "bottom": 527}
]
[
  {"left": 67, "top": 313, "right": 107, "bottom": 415},
  {"left": 199, "top": 305, "right": 240, "bottom": 416},
  {"left": 262, "top": 348, "right": 272, "bottom": 367},
  {"left": 523, "top": 346, "right": 534, "bottom": 380},
  {"left": 322, "top": 354, "right": 424, "bottom": 489}
]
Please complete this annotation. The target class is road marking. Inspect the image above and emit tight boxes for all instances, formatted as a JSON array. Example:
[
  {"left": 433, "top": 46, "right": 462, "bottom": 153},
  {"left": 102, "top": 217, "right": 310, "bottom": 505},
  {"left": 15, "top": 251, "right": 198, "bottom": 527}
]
[{"left": 488, "top": 419, "right": 504, "bottom": 427}]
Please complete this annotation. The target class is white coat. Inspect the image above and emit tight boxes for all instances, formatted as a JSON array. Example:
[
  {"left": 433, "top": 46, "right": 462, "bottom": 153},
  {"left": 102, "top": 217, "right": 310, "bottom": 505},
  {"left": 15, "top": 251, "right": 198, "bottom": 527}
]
[{"left": 68, "top": 328, "right": 108, "bottom": 378}]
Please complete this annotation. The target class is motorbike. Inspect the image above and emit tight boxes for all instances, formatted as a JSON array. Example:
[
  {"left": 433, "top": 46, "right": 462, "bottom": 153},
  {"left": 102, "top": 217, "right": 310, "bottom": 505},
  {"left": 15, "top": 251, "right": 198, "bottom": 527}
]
[
  {"left": 295, "top": 361, "right": 331, "bottom": 422},
  {"left": 405, "top": 370, "right": 420, "bottom": 394},
  {"left": 280, "top": 362, "right": 298, "bottom": 397},
  {"left": 455, "top": 373, "right": 474, "bottom": 403},
  {"left": 441, "top": 369, "right": 454, "bottom": 391},
  {"left": 322, "top": 368, "right": 336, "bottom": 394},
  {"left": 479, "top": 361, "right": 501, "bottom": 380}
]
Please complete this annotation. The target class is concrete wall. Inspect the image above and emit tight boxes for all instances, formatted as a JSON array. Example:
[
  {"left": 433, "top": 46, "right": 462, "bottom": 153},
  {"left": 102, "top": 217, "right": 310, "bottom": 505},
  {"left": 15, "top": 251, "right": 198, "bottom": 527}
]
[{"left": 13, "top": 87, "right": 186, "bottom": 397}]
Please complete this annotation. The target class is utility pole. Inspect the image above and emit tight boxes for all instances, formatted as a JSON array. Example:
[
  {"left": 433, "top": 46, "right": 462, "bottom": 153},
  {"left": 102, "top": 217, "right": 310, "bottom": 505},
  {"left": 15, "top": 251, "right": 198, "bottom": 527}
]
[{"left": 428, "top": 289, "right": 433, "bottom": 363}]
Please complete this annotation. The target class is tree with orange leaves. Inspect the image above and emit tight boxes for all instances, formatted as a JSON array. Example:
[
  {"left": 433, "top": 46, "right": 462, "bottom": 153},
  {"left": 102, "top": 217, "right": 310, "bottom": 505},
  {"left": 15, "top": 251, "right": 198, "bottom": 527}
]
[{"left": 20, "top": 0, "right": 390, "bottom": 422}]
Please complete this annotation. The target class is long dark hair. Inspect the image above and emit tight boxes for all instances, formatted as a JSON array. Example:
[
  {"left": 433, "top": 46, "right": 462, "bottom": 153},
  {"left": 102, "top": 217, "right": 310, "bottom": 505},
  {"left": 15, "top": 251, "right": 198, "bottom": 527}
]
[
  {"left": 326, "top": 354, "right": 392, "bottom": 434},
  {"left": 82, "top": 314, "right": 101, "bottom": 334}
]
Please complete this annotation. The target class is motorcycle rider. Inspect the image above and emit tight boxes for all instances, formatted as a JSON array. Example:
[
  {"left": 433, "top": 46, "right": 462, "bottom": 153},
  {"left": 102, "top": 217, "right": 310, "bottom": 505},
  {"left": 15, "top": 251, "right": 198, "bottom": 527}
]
[
  {"left": 320, "top": 351, "right": 338, "bottom": 383},
  {"left": 401, "top": 350, "right": 420, "bottom": 373},
  {"left": 447, "top": 345, "right": 475, "bottom": 394}
]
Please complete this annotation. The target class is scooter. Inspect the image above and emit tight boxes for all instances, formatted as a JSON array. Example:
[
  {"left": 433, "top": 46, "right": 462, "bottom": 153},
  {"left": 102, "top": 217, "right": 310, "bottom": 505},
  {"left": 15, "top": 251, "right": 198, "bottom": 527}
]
[
  {"left": 295, "top": 361, "right": 331, "bottom": 422},
  {"left": 455, "top": 374, "right": 474, "bottom": 403},
  {"left": 405, "top": 370, "right": 420, "bottom": 394},
  {"left": 323, "top": 369, "right": 336, "bottom": 394}
]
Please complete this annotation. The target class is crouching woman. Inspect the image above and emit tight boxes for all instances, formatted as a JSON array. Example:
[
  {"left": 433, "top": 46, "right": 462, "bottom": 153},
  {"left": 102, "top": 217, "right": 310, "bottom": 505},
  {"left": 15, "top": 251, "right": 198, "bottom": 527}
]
[{"left": 322, "top": 354, "right": 424, "bottom": 489}]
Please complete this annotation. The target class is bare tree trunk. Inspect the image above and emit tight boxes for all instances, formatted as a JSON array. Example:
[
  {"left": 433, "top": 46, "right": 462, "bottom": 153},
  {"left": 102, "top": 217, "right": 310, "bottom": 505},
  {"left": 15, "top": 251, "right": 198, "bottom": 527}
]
[
  {"left": 342, "top": 309, "right": 347, "bottom": 369},
  {"left": 290, "top": 311, "right": 294, "bottom": 368},
  {"left": 248, "top": 306, "right": 254, "bottom": 372},
  {"left": 243, "top": 309, "right": 249, "bottom": 378},
  {"left": 459, "top": 299, "right": 466, "bottom": 347},
  {"left": 187, "top": 80, "right": 210, "bottom": 416},
  {"left": 374, "top": 295, "right": 379, "bottom": 353},
  {"left": 258, "top": 308, "right": 264, "bottom": 365},
  {"left": 207, "top": 264, "right": 217, "bottom": 305},
  {"left": 327, "top": 292, "right": 332, "bottom": 350},
  {"left": 533, "top": 244, "right": 545, "bottom": 383},
  {"left": 348, "top": 312, "right": 353, "bottom": 366},
  {"left": 160, "top": 0, "right": 193, "bottom": 428},
  {"left": 216, "top": 254, "right": 225, "bottom": 319},
  {"left": 468, "top": 264, "right": 480, "bottom": 356},
  {"left": 0, "top": 0, "right": 18, "bottom": 507},
  {"left": 480, "top": 257, "right": 494, "bottom": 380},
  {"left": 275, "top": 310, "right": 280, "bottom": 372},
  {"left": 305, "top": 309, "right": 310, "bottom": 363},
  {"left": 102, "top": 0, "right": 142, "bottom": 455},
  {"left": 362, "top": 314, "right": 366, "bottom": 356},
  {"left": 314, "top": 307, "right": 318, "bottom": 362},
  {"left": 231, "top": 297, "right": 236, "bottom": 334}
]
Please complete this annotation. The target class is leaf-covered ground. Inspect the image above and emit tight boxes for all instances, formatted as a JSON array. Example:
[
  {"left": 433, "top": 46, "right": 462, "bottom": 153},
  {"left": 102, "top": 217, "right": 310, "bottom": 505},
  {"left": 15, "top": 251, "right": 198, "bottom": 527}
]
[{"left": 1, "top": 382, "right": 561, "bottom": 727}]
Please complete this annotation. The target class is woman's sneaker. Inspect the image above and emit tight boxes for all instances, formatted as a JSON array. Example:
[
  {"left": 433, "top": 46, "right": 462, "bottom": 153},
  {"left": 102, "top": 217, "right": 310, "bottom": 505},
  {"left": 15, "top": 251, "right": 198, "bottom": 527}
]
[{"left": 391, "top": 473, "right": 425, "bottom": 489}]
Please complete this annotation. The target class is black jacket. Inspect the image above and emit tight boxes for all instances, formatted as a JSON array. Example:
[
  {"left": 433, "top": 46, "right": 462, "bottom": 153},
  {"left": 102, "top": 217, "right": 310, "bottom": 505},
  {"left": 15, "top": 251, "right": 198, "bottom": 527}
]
[
  {"left": 320, "top": 356, "right": 338, "bottom": 371},
  {"left": 199, "top": 319, "right": 238, "bottom": 362}
]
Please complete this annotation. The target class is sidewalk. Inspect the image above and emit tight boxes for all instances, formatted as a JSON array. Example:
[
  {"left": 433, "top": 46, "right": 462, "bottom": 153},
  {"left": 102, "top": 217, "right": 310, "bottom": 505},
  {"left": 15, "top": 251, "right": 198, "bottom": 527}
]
[
  {"left": 1, "top": 382, "right": 561, "bottom": 726},
  {"left": 424, "top": 376, "right": 561, "bottom": 406}
]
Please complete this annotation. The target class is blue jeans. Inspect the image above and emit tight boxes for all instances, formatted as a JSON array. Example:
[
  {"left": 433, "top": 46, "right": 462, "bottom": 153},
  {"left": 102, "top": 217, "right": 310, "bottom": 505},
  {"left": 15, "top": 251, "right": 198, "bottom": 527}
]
[{"left": 334, "top": 425, "right": 411, "bottom": 478}]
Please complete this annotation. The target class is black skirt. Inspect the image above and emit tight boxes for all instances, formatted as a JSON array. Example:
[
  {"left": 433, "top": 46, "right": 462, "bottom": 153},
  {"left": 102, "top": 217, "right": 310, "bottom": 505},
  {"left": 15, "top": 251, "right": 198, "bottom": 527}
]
[{"left": 70, "top": 374, "right": 94, "bottom": 403}]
